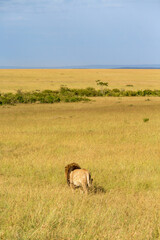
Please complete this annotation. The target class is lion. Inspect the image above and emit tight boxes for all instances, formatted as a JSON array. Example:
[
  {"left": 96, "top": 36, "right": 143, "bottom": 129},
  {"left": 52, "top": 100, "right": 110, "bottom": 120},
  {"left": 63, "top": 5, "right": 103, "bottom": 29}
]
[{"left": 65, "top": 163, "right": 93, "bottom": 194}]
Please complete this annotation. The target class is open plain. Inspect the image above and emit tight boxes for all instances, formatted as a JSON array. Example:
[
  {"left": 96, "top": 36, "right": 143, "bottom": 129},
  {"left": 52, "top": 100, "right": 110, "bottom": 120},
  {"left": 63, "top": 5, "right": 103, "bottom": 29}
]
[
  {"left": 1, "top": 69, "right": 160, "bottom": 92},
  {"left": 0, "top": 70, "right": 160, "bottom": 239}
]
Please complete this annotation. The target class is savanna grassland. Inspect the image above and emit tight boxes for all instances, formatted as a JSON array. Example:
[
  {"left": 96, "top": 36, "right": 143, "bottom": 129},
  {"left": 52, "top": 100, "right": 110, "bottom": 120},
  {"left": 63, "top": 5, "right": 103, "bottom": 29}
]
[
  {"left": 1, "top": 69, "right": 160, "bottom": 92},
  {"left": 0, "top": 70, "right": 160, "bottom": 240}
]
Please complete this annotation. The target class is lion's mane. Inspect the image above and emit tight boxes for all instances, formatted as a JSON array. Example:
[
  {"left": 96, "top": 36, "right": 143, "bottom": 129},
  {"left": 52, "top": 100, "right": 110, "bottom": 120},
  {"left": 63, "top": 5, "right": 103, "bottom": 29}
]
[{"left": 65, "top": 163, "right": 81, "bottom": 186}]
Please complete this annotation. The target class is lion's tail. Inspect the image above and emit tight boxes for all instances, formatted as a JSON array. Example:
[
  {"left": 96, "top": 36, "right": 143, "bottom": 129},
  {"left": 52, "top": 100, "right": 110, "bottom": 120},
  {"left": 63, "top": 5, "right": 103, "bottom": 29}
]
[
  {"left": 87, "top": 173, "right": 92, "bottom": 187},
  {"left": 65, "top": 163, "right": 81, "bottom": 186}
]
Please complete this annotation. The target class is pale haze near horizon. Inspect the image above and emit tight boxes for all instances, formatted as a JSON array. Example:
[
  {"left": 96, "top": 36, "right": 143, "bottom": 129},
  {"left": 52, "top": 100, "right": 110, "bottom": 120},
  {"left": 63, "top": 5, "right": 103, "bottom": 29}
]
[{"left": 0, "top": 0, "right": 160, "bottom": 67}]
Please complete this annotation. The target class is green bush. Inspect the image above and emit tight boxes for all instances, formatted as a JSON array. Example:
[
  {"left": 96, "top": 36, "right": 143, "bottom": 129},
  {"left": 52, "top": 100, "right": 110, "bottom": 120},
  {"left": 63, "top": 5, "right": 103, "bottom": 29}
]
[
  {"left": 1, "top": 86, "right": 160, "bottom": 106},
  {"left": 143, "top": 118, "right": 149, "bottom": 122},
  {"left": 96, "top": 80, "right": 108, "bottom": 87}
]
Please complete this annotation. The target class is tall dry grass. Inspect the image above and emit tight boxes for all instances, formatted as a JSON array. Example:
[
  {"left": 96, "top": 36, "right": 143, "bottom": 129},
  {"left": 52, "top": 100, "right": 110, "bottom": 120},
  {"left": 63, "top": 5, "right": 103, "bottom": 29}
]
[
  {"left": 0, "top": 97, "right": 160, "bottom": 239},
  {"left": 0, "top": 69, "right": 160, "bottom": 92}
]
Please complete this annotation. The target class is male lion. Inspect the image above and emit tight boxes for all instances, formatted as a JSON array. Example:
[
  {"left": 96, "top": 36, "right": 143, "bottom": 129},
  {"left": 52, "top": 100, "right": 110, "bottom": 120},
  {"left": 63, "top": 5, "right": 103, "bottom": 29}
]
[{"left": 65, "top": 163, "right": 93, "bottom": 194}]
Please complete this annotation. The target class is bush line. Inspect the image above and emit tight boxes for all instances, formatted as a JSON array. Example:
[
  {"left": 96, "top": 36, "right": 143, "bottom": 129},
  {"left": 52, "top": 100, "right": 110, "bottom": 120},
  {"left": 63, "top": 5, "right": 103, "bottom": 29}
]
[{"left": 0, "top": 87, "right": 160, "bottom": 105}]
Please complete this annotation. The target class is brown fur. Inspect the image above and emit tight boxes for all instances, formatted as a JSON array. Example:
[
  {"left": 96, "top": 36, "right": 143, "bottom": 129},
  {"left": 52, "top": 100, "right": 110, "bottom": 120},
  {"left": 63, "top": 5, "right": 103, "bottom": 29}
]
[{"left": 65, "top": 163, "right": 93, "bottom": 194}]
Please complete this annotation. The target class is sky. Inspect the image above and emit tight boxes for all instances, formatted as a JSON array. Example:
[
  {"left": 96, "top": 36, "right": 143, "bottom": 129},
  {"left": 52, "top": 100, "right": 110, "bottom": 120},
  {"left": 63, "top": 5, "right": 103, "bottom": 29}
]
[{"left": 0, "top": 0, "right": 160, "bottom": 67}]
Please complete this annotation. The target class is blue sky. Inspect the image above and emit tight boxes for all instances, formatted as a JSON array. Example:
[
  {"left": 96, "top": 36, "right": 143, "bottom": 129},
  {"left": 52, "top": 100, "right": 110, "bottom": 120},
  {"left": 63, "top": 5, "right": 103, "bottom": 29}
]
[{"left": 0, "top": 0, "right": 160, "bottom": 67}]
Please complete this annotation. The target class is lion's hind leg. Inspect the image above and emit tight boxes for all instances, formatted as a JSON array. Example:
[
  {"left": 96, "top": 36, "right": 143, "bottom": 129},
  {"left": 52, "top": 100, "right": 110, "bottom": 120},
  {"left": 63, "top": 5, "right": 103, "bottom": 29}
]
[{"left": 82, "top": 183, "right": 88, "bottom": 195}]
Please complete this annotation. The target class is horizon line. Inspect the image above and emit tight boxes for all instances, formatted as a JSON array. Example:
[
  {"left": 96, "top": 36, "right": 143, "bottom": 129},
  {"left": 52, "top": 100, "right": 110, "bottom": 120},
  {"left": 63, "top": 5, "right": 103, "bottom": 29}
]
[{"left": 0, "top": 64, "right": 160, "bottom": 69}]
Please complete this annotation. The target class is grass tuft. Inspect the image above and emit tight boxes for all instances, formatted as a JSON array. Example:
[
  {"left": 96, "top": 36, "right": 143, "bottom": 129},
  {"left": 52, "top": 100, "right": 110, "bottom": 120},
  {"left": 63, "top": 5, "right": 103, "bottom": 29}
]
[{"left": 143, "top": 118, "right": 149, "bottom": 122}]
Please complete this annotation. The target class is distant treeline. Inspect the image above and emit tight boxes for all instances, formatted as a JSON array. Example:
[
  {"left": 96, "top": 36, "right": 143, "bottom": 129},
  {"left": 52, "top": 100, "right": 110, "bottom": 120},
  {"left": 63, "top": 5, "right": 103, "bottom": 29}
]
[{"left": 1, "top": 87, "right": 160, "bottom": 105}]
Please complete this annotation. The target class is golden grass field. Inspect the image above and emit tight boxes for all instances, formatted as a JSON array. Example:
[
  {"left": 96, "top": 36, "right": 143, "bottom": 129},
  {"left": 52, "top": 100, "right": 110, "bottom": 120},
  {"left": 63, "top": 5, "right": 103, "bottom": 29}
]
[
  {"left": 0, "top": 69, "right": 160, "bottom": 92},
  {"left": 0, "top": 70, "right": 160, "bottom": 239}
]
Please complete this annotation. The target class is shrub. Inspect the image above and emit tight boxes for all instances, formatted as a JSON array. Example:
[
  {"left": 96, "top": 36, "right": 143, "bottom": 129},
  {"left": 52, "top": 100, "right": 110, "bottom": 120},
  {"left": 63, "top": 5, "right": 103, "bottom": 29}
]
[
  {"left": 143, "top": 118, "right": 149, "bottom": 122},
  {"left": 96, "top": 80, "right": 108, "bottom": 87},
  {"left": 1, "top": 86, "right": 160, "bottom": 106}
]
